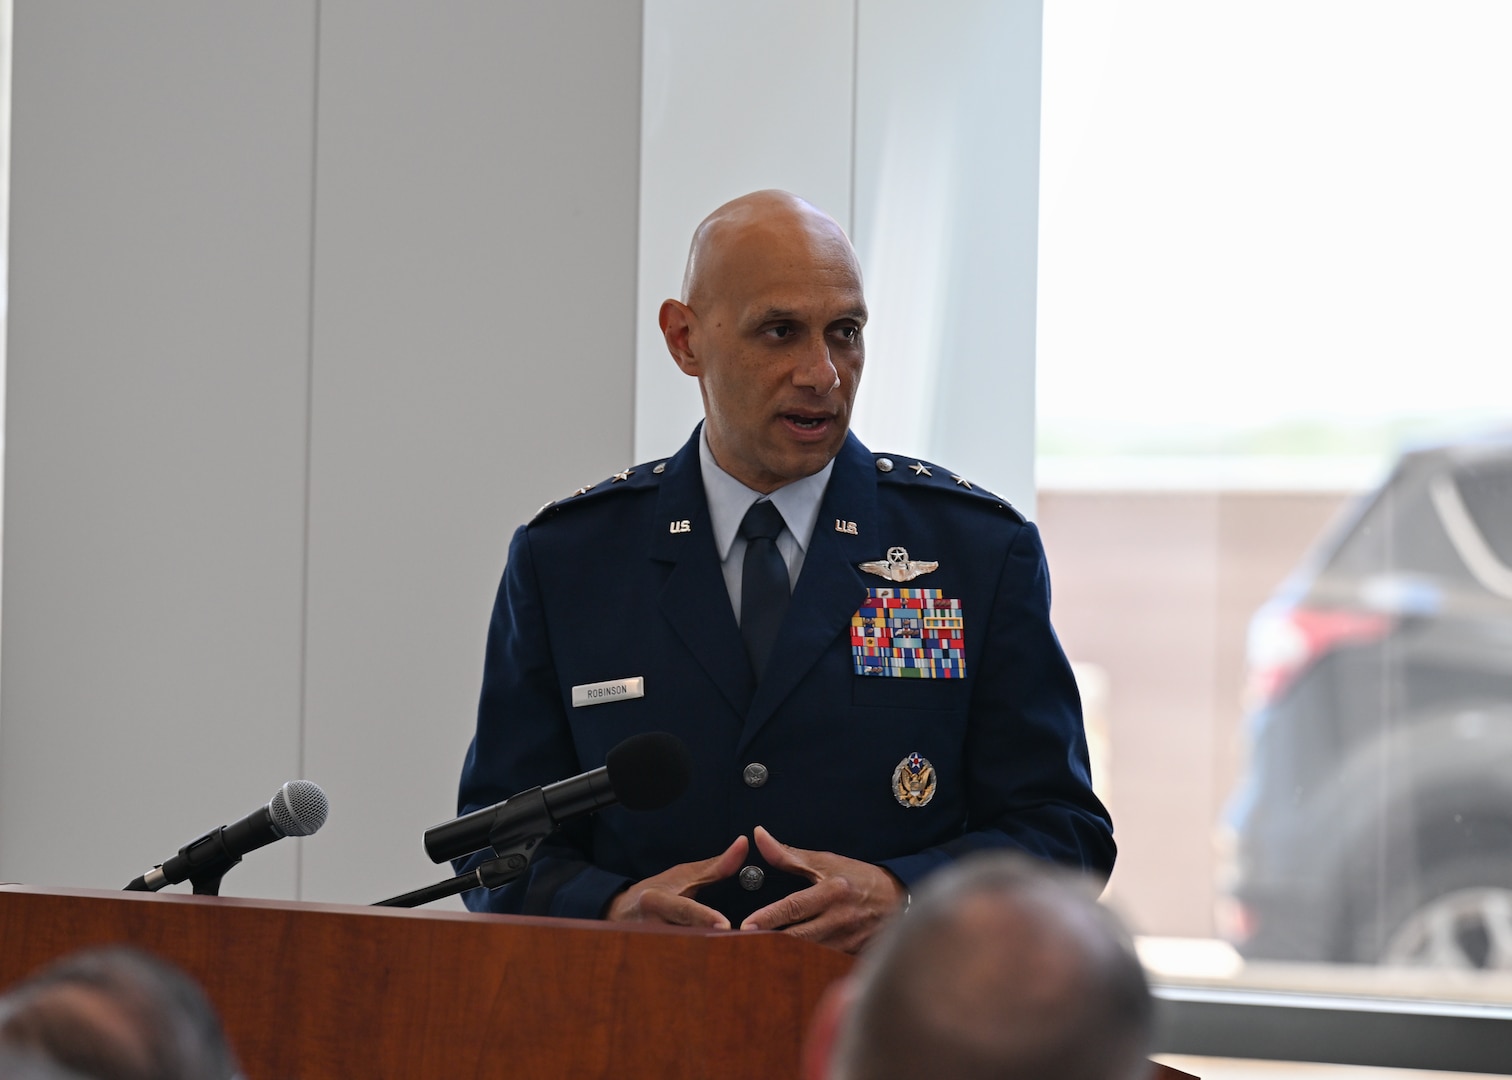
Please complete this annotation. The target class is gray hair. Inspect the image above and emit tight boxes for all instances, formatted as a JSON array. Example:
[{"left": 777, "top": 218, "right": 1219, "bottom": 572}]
[
  {"left": 0, "top": 946, "right": 240, "bottom": 1080},
  {"left": 833, "top": 853, "right": 1153, "bottom": 1080}
]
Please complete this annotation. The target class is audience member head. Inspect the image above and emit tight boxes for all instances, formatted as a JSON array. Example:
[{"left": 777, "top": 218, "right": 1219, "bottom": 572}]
[
  {"left": 806, "top": 853, "right": 1154, "bottom": 1080},
  {"left": 0, "top": 946, "right": 239, "bottom": 1080}
]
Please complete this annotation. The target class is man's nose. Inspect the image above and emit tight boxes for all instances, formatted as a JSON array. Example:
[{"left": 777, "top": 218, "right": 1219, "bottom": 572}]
[{"left": 793, "top": 341, "right": 840, "bottom": 394}]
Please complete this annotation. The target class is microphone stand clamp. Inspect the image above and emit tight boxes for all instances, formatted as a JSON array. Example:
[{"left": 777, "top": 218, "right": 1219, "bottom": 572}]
[
  {"left": 123, "top": 826, "right": 242, "bottom": 896},
  {"left": 373, "top": 791, "right": 558, "bottom": 909}
]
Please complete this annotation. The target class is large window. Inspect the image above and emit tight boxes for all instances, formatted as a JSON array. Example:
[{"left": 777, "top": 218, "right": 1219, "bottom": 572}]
[{"left": 1037, "top": 0, "right": 1512, "bottom": 1051}]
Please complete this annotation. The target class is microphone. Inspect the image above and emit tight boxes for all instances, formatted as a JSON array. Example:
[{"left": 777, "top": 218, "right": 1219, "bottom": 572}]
[
  {"left": 125, "top": 780, "right": 329, "bottom": 892},
  {"left": 425, "top": 731, "right": 692, "bottom": 864}
]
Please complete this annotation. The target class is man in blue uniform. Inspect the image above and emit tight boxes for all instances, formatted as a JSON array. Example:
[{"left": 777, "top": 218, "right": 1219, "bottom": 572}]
[{"left": 456, "top": 190, "right": 1113, "bottom": 952}]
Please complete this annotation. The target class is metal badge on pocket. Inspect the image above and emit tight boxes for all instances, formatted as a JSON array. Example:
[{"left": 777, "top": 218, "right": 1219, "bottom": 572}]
[
  {"left": 850, "top": 588, "right": 965, "bottom": 678},
  {"left": 893, "top": 752, "right": 938, "bottom": 807}
]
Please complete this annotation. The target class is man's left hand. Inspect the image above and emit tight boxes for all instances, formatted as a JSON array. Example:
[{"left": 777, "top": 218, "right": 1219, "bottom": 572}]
[{"left": 739, "top": 825, "right": 907, "bottom": 954}]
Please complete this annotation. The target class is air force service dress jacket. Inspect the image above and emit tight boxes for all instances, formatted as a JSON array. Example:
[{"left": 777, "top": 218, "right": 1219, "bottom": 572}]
[{"left": 455, "top": 426, "right": 1115, "bottom": 925}]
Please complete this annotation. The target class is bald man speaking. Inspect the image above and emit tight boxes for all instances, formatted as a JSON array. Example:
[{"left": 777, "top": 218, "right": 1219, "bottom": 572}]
[{"left": 454, "top": 191, "right": 1114, "bottom": 952}]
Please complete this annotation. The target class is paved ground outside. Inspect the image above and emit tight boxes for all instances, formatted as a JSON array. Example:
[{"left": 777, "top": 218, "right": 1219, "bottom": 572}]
[{"left": 1158, "top": 1056, "right": 1496, "bottom": 1079}]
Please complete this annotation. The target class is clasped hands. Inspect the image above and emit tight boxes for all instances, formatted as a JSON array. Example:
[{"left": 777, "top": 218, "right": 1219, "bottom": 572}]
[{"left": 604, "top": 825, "right": 906, "bottom": 954}]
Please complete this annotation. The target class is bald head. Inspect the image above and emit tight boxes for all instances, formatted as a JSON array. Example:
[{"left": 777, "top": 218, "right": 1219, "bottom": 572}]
[
  {"left": 660, "top": 190, "right": 868, "bottom": 493},
  {"left": 681, "top": 190, "right": 861, "bottom": 308},
  {"left": 822, "top": 855, "right": 1152, "bottom": 1080}
]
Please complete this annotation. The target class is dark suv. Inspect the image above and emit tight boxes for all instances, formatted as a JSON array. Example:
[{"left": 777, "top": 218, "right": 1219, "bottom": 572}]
[{"left": 1218, "top": 430, "right": 1512, "bottom": 968}]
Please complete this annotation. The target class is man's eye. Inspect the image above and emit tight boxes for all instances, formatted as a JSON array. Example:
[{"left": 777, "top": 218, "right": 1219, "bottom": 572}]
[
  {"left": 768, "top": 325, "right": 793, "bottom": 339},
  {"left": 837, "top": 325, "right": 860, "bottom": 342}
]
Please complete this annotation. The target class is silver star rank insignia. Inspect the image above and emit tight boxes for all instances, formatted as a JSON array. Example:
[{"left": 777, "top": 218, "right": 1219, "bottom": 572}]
[{"left": 859, "top": 546, "right": 939, "bottom": 582}]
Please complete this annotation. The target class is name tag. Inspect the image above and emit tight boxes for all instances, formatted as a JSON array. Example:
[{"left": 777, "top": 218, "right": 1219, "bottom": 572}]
[{"left": 571, "top": 677, "right": 645, "bottom": 708}]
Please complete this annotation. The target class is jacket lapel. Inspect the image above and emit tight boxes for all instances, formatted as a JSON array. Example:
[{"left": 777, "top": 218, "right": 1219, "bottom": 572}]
[
  {"left": 652, "top": 429, "right": 756, "bottom": 718},
  {"left": 738, "top": 433, "right": 877, "bottom": 750}
]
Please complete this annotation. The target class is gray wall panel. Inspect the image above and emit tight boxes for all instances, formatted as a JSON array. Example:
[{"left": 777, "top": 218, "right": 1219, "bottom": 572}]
[
  {"left": 1, "top": 2, "right": 319, "bottom": 896},
  {"left": 1, "top": 0, "right": 642, "bottom": 907},
  {"left": 299, "top": 0, "right": 643, "bottom": 905}
]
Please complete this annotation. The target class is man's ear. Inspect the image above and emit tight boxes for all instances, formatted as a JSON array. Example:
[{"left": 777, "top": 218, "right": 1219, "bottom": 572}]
[
  {"left": 800, "top": 978, "right": 855, "bottom": 1080},
  {"left": 659, "top": 299, "right": 701, "bottom": 376}
]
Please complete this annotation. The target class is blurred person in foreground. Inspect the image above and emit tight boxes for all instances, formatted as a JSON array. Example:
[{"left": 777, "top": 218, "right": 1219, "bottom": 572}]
[
  {"left": 0, "top": 946, "right": 240, "bottom": 1080},
  {"left": 803, "top": 852, "right": 1154, "bottom": 1080}
]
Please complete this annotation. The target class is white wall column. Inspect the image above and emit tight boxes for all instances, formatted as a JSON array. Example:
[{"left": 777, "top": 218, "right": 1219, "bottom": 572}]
[
  {"left": 635, "top": 0, "right": 857, "bottom": 461},
  {"left": 852, "top": 0, "right": 1044, "bottom": 514},
  {"left": 637, "top": 0, "right": 1044, "bottom": 513}
]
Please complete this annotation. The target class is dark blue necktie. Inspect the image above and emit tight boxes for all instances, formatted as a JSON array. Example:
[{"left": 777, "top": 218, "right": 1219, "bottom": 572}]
[{"left": 739, "top": 500, "right": 790, "bottom": 680}]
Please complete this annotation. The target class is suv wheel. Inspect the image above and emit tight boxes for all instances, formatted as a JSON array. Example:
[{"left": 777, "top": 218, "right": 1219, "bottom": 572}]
[{"left": 1371, "top": 857, "right": 1512, "bottom": 969}]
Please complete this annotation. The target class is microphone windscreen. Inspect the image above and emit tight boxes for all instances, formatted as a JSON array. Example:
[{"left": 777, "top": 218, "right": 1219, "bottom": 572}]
[
  {"left": 605, "top": 732, "right": 692, "bottom": 812},
  {"left": 269, "top": 780, "right": 330, "bottom": 837}
]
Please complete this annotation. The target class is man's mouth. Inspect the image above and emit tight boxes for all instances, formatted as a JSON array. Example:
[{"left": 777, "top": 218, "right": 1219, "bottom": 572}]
[{"left": 787, "top": 414, "right": 827, "bottom": 430}]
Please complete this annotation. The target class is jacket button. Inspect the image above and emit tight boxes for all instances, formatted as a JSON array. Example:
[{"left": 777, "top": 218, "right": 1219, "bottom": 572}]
[
  {"left": 743, "top": 762, "right": 769, "bottom": 788},
  {"left": 739, "top": 865, "right": 765, "bottom": 891}
]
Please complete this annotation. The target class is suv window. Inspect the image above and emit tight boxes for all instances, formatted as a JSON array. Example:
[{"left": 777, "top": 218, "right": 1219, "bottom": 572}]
[
  {"left": 1327, "top": 466, "right": 1476, "bottom": 587},
  {"left": 1455, "top": 459, "right": 1512, "bottom": 567}
]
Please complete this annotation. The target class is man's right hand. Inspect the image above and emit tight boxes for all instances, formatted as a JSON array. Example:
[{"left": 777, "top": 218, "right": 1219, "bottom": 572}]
[{"left": 604, "top": 835, "right": 748, "bottom": 928}]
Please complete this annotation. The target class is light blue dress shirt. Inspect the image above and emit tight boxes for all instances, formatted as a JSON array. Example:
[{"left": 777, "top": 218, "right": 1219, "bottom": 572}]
[{"left": 698, "top": 427, "right": 834, "bottom": 626}]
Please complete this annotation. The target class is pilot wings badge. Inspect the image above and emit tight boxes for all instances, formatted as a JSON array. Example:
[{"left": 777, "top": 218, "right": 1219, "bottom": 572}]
[{"left": 859, "top": 546, "right": 938, "bottom": 582}]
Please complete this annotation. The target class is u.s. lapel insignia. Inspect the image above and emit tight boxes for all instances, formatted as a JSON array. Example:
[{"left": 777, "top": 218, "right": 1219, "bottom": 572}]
[
  {"left": 893, "top": 752, "right": 937, "bottom": 808},
  {"left": 859, "top": 546, "right": 938, "bottom": 582}
]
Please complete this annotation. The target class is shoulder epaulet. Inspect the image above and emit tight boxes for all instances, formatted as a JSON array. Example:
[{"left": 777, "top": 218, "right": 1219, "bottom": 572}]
[
  {"left": 870, "top": 453, "right": 1027, "bottom": 524},
  {"left": 529, "top": 459, "right": 669, "bottom": 524}
]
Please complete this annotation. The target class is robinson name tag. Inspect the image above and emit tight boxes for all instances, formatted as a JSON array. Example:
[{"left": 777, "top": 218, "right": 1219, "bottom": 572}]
[{"left": 571, "top": 676, "right": 645, "bottom": 708}]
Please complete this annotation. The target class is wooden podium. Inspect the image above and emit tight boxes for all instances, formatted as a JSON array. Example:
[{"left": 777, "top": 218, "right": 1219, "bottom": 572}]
[
  {"left": 0, "top": 885, "right": 850, "bottom": 1078},
  {"left": 0, "top": 885, "right": 1196, "bottom": 1079}
]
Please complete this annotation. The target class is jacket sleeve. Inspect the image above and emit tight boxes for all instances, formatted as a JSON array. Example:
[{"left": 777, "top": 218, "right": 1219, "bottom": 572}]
[
  {"left": 877, "top": 521, "right": 1117, "bottom": 890},
  {"left": 454, "top": 524, "right": 631, "bottom": 918}
]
